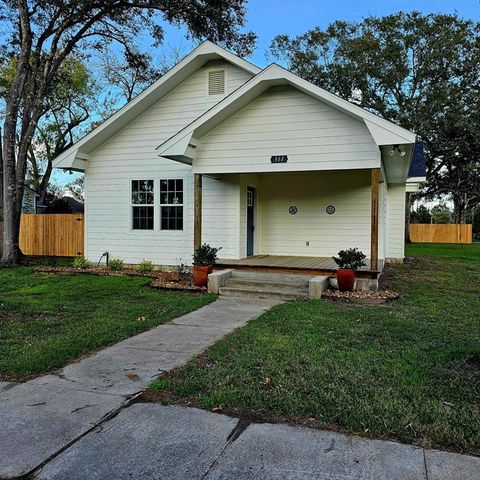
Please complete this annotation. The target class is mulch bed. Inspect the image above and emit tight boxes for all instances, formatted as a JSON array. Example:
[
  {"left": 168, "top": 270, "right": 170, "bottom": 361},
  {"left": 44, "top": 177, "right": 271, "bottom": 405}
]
[
  {"left": 150, "top": 278, "right": 206, "bottom": 293},
  {"left": 34, "top": 266, "right": 206, "bottom": 293},
  {"left": 322, "top": 288, "right": 399, "bottom": 305},
  {"left": 35, "top": 265, "right": 168, "bottom": 278}
]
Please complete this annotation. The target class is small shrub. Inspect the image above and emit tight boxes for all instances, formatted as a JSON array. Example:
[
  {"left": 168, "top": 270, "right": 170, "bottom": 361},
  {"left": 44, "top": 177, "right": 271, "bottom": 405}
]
[
  {"left": 72, "top": 256, "right": 90, "bottom": 269},
  {"left": 333, "top": 248, "right": 367, "bottom": 270},
  {"left": 109, "top": 258, "right": 124, "bottom": 271},
  {"left": 176, "top": 257, "right": 192, "bottom": 283},
  {"left": 138, "top": 259, "right": 155, "bottom": 273},
  {"left": 193, "top": 243, "right": 221, "bottom": 266}
]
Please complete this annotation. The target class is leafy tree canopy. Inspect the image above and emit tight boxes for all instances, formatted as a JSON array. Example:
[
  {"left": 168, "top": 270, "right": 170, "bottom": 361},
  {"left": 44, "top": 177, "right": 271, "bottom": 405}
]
[
  {"left": 410, "top": 204, "right": 431, "bottom": 224},
  {"left": 431, "top": 203, "right": 452, "bottom": 224}
]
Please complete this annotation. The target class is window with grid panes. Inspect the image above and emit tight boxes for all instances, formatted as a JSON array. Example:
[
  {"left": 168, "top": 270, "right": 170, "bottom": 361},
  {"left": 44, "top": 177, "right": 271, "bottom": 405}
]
[
  {"left": 131, "top": 180, "right": 154, "bottom": 230},
  {"left": 160, "top": 179, "right": 183, "bottom": 230}
]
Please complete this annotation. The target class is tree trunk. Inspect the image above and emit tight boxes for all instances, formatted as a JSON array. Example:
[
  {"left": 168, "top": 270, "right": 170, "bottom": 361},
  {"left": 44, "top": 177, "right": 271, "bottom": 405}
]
[
  {"left": 0, "top": 128, "right": 3, "bottom": 254},
  {"left": 453, "top": 196, "right": 467, "bottom": 224},
  {"left": 1, "top": 128, "right": 22, "bottom": 265},
  {"left": 38, "top": 159, "right": 53, "bottom": 207}
]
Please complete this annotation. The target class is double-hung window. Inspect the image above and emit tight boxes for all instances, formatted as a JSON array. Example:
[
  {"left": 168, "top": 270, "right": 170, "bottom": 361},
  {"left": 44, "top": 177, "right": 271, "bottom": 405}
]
[
  {"left": 131, "top": 180, "right": 154, "bottom": 230},
  {"left": 160, "top": 179, "right": 183, "bottom": 230}
]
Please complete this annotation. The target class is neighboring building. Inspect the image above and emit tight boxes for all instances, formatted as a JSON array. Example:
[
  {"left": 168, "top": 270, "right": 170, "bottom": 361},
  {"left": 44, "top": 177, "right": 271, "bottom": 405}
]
[
  {"left": 22, "top": 186, "right": 40, "bottom": 214},
  {"left": 53, "top": 41, "right": 421, "bottom": 272},
  {"left": 36, "top": 193, "right": 84, "bottom": 214}
]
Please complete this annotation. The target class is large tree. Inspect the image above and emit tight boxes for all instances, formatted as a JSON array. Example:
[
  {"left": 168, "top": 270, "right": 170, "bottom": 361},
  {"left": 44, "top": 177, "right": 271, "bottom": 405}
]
[
  {"left": 24, "top": 58, "right": 93, "bottom": 207},
  {"left": 0, "top": 0, "right": 255, "bottom": 264},
  {"left": 270, "top": 12, "right": 480, "bottom": 223}
]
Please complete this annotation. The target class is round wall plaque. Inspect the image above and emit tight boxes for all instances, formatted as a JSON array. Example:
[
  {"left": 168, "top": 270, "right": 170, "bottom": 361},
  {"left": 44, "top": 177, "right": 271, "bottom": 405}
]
[
  {"left": 326, "top": 205, "right": 336, "bottom": 215},
  {"left": 289, "top": 205, "right": 298, "bottom": 215}
]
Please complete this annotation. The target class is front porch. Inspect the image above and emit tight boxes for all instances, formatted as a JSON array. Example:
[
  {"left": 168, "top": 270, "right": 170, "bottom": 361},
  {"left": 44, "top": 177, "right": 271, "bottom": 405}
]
[
  {"left": 196, "top": 169, "right": 384, "bottom": 274},
  {"left": 216, "top": 255, "right": 383, "bottom": 279}
]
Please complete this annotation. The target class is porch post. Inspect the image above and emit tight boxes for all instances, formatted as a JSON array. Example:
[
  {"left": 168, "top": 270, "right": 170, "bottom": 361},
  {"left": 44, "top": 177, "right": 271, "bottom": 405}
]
[
  {"left": 194, "top": 173, "right": 202, "bottom": 251},
  {"left": 370, "top": 168, "right": 380, "bottom": 271}
]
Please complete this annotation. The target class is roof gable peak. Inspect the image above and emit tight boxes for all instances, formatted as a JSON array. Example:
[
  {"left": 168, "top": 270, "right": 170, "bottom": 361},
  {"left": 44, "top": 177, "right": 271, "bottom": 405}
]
[{"left": 53, "top": 41, "right": 260, "bottom": 170}]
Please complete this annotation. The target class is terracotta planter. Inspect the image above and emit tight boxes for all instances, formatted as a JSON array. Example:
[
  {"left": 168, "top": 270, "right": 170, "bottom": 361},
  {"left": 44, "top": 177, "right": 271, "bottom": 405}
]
[
  {"left": 336, "top": 268, "right": 355, "bottom": 292},
  {"left": 192, "top": 265, "right": 213, "bottom": 287}
]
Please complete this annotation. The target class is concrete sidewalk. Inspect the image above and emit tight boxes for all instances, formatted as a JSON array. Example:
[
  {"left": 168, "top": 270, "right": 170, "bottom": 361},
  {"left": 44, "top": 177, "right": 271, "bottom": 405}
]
[
  {"left": 34, "top": 404, "right": 480, "bottom": 480},
  {"left": 0, "top": 297, "right": 278, "bottom": 479}
]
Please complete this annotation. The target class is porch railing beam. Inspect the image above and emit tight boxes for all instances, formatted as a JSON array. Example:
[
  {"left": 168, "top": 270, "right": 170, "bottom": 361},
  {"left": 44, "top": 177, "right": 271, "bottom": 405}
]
[
  {"left": 194, "top": 173, "right": 202, "bottom": 251},
  {"left": 370, "top": 168, "right": 380, "bottom": 271}
]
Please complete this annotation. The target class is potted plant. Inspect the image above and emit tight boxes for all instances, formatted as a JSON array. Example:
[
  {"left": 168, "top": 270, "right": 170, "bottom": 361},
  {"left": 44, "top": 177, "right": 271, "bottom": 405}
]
[
  {"left": 192, "top": 243, "right": 221, "bottom": 287},
  {"left": 332, "top": 248, "right": 367, "bottom": 292}
]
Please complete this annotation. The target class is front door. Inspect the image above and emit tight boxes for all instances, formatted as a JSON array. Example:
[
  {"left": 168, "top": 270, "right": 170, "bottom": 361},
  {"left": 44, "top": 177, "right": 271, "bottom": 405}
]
[{"left": 246, "top": 187, "right": 255, "bottom": 256}]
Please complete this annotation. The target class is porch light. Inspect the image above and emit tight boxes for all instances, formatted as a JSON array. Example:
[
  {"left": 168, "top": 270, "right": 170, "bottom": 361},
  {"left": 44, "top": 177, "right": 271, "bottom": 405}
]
[{"left": 388, "top": 145, "right": 406, "bottom": 157}]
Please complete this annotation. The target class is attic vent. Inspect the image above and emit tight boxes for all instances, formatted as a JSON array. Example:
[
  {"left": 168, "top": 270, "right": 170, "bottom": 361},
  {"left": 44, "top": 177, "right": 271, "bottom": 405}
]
[{"left": 208, "top": 70, "right": 225, "bottom": 95}]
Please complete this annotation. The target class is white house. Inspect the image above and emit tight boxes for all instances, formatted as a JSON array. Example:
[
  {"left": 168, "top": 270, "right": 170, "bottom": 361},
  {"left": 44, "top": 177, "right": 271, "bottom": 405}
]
[{"left": 53, "top": 41, "right": 423, "bottom": 284}]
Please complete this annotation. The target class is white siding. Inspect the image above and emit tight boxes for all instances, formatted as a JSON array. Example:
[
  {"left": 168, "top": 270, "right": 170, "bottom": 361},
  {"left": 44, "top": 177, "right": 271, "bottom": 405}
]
[
  {"left": 386, "top": 184, "right": 406, "bottom": 259},
  {"left": 194, "top": 86, "right": 380, "bottom": 174},
  {"left": 202, "top": 174, "right": 240, "bottom": 259},
  {"left": 84, "top": 61, "right": 252, "bottom": 265},
  {"left": 255, "top": 171, "right": 372, "bottom": 258}
]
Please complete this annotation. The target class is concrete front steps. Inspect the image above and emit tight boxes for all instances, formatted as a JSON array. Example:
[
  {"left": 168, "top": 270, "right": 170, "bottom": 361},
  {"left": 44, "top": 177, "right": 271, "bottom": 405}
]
[{"left": 209, "top": 269, "right": 329, "bottom": 300}]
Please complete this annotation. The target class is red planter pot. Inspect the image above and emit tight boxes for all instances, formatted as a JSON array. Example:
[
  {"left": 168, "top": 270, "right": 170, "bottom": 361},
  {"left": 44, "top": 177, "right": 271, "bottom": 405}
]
[
  {"left": 193, "top": 265, "right": 213, "bottom": 287},
  {"left": 336, "top": 268, "right": 355, "bottom": 292}
]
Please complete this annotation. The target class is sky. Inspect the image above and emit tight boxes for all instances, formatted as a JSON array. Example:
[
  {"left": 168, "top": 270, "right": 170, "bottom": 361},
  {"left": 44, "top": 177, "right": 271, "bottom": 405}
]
[
  {"left": 54, "top": 0, "right": 480, "bottom": 189},
  {"left": 161, "top": 0, "right": 480, "bottom": 67}
]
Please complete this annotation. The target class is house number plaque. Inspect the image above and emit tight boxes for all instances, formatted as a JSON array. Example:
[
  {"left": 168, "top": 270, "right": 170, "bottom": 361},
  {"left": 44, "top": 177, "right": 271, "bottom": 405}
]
[{"left": 271, "top": 155, "right": 288, "bottom": 163}]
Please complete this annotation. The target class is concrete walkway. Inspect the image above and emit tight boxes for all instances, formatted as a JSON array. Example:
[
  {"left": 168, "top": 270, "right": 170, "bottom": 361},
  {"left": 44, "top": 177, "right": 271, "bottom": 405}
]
[
  {"left": 0, "top": 297, "right": 278, "bottom": 479},
  {"left": 34, "top": 404, "right": 480, "bottom": 480}
]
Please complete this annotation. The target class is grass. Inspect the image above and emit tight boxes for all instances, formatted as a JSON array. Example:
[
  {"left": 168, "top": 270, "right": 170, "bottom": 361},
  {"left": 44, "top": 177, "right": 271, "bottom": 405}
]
[
  {"left": 148, "top": 243, "right": 480, "bottom": 455},
  {"left": 0, "top": 266, "right": 215, "bottom": 381}
]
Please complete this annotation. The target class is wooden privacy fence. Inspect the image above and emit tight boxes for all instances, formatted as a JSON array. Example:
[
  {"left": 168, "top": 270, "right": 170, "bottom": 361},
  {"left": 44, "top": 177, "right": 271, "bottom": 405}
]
[
  {"left": 20, "top": 214, "right": 84, "bottom": 256},
  {"left": 409, "top": 224, "right": 472, "bottom": 244}
]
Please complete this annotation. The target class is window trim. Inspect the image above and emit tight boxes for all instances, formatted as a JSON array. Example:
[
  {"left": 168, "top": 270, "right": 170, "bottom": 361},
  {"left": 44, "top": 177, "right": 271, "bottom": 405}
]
[
  {"left": 159, "top": 178, "right": 184, "bottom": 231},
  {"left": 130, "top": 179, "right": 155, "bottom": 231},
  {"left": 127, "top": 176, "right": 189, "bottom": 234}
]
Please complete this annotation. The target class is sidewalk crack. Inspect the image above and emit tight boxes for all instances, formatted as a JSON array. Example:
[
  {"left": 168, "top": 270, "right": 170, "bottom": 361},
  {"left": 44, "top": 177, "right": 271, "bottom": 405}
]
[
  {"left": 201, "top": 417, "right": 251, "bottom": 479},
  {"left": 28, "top": 392, "right": 142, "bottom": 479},
  {"left": 226, "top": 417, "right": 250, "bottom": 444},
  {"left": 423, "top": 450, "right": 430, "bottom": 480}
]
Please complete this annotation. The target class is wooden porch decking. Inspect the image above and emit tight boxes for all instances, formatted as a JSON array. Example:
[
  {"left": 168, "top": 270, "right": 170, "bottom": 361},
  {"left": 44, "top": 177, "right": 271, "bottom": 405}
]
[{"left": 216, "top": 255, "right": 383, "bottom": 278}]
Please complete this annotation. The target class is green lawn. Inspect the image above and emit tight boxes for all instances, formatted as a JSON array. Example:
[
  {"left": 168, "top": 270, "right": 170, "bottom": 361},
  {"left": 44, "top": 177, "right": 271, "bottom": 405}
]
[
  {"left": 0, "top": 267, "right": 215, "bottom": 381},
  {"left": 148, "top": 243, "right": 480, "bottom": 455}
]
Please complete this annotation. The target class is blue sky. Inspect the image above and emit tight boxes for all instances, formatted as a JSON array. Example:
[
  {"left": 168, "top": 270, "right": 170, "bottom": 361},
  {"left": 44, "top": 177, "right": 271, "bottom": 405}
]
[
  {"left": 55, "top": 0, "right": 479, "bottom": 189},
  {"left": 162, "top": 0, "right": 480, "bottom": 67}
]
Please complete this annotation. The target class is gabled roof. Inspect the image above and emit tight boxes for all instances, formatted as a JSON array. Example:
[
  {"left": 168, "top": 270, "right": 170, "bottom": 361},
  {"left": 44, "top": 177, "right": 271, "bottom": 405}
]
[
  {"left": 52, "top": 41, "right": 260, "bottom": 170},
  {"left": 156, "top": 63, "right": 417, "bottom": 163}
]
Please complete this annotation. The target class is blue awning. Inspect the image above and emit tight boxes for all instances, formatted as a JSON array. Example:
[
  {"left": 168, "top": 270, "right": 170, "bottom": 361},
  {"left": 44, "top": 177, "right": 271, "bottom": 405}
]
[{"left": 408, "top": 142, "right": 426, "bottom": 178}]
